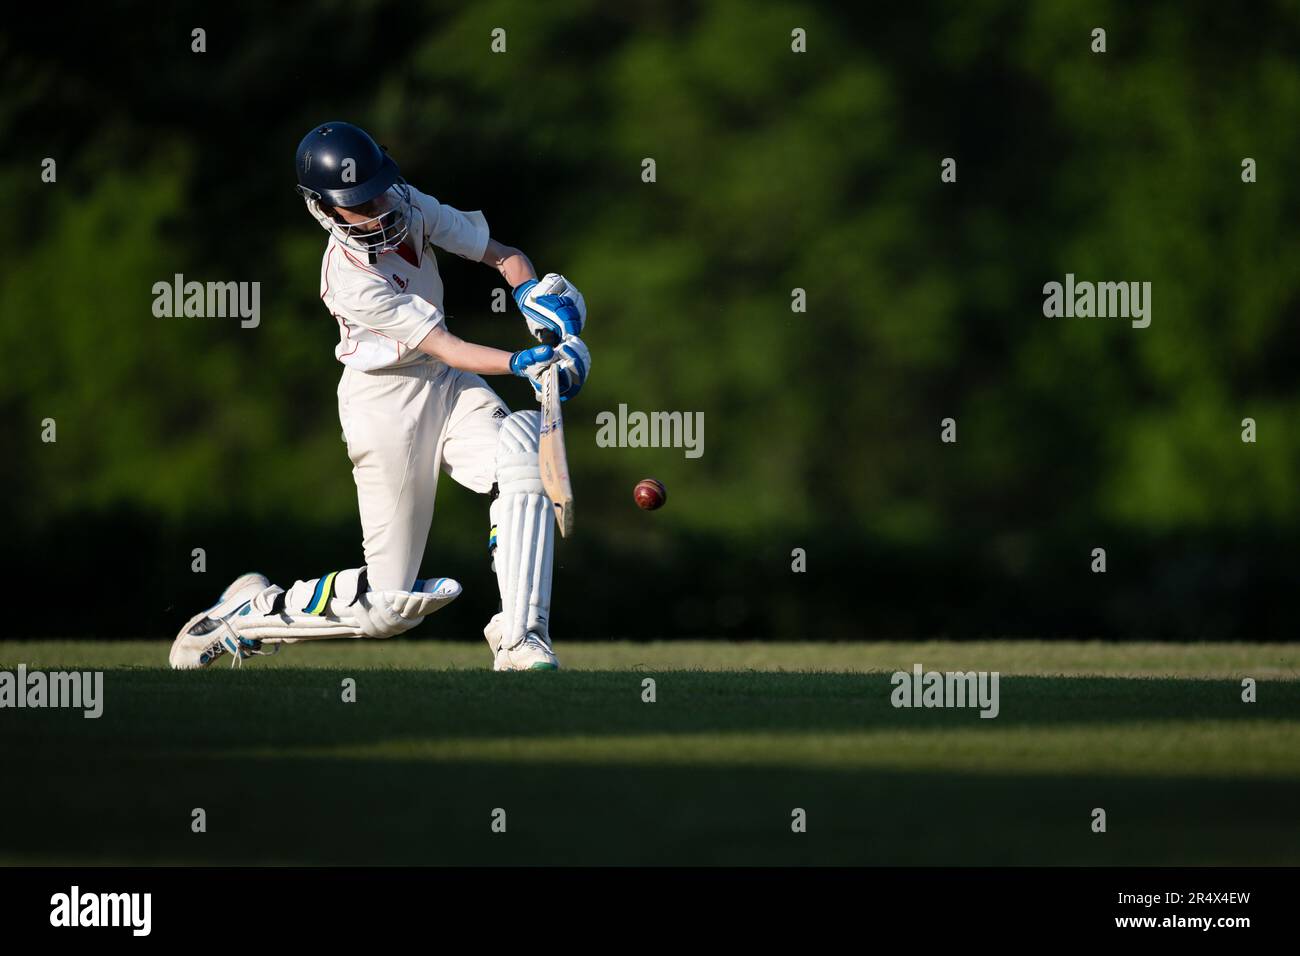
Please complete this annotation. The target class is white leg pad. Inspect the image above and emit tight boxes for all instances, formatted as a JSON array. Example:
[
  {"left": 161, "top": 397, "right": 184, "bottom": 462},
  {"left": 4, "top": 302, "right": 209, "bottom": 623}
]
[
  {"left": 231, "top": 568, "right": 462, "bottom": 643},
  {"left": 492, "top": 411, "right": 555, "bottom": 651}
]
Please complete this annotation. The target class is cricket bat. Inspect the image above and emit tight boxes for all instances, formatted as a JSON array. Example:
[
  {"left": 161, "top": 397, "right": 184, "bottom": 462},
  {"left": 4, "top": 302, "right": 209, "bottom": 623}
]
[{"left": 537, "top": 331, "right": 574, "bottom": 537}]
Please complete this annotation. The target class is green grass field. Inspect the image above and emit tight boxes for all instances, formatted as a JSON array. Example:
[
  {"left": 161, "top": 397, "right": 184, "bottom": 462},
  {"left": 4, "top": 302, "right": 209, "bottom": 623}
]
[{"left": 1, "top": 640, "right": 1297, "bottom": 865}]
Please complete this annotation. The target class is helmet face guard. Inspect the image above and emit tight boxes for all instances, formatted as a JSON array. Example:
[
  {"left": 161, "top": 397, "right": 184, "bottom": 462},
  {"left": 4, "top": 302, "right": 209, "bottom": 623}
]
[
  {"left": 300, "top": 180, "right": 413, "bottom": 255},
  {"left": 294, "top": 122, "right": 413, "bottom": 255}
]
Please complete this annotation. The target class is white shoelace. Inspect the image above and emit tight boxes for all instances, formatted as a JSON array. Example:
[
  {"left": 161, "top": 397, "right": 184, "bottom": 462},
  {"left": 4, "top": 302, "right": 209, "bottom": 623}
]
[{"left": 203, "top": 616, "right": 280, "bottom": 668}]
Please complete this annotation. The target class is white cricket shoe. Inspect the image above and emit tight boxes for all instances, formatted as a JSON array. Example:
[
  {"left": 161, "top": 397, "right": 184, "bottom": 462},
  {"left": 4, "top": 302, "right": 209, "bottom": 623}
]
[
  {"left": 496, "top": 633, "right": 560, "bottom": 671},
  {"left": 483, "top": 613, "right": 559, "bottom": 671},
  {"left": 170, "top": 572, "right": 275, "bottom": 670}
]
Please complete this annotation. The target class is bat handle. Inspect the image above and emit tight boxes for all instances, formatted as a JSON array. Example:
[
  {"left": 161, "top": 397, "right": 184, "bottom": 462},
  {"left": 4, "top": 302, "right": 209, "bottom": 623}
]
[{"left": 536, "top": 328, "right": 561, "bottom": 348}]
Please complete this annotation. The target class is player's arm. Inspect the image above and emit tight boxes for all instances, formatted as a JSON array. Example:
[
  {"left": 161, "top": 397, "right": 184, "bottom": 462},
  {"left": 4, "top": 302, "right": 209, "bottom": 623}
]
[
  {"left": 415, "top": 324, "right": 566, "bottom": 384},
  {"left": 415, "top": 325, "right": 591, "bottom": 400},
  {"left": 415, "top": 325, "right": 515, "bottom": 374},
  {"left": 481, "top": 239, "right": 536, "bottom": 288},
  {"left": 480, "top": 241, "right": 587, "bottom": 343}
]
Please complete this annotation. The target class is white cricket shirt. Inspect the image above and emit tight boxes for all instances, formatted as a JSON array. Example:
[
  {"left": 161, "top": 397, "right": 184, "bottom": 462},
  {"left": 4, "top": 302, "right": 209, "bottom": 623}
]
[{"left": 319, "top": 186, "right": 490, "bottom": 371}]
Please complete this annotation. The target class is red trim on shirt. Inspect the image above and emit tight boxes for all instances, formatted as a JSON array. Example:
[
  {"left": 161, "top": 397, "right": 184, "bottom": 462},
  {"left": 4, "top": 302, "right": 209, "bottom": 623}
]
[
  {"left": 321, "top": 244, "right": 337, "bottom": 300},
  {"left": 333, "top": 313, "right": 359, "bottom": 357},
  {"left": 393, "top": 240, "right": 419, "bottom": 268}
]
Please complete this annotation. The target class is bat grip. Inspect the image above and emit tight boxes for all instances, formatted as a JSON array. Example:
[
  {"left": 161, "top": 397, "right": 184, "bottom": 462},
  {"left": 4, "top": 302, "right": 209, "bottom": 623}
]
[{"left": 536, "top": 328, "right": 561, "bottom": 348}]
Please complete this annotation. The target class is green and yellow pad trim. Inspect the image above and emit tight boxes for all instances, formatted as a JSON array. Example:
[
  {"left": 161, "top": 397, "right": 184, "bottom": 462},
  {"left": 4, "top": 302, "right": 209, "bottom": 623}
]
[{"left": 303, "top": 571, "right": 340, "bottom": 616}]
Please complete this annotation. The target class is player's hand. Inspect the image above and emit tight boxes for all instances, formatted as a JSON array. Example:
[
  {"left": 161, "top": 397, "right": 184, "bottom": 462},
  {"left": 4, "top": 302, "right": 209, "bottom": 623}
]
[
  {"left": 509, "top": 342, "right": 556, "bottom": 391},
  {"left": 552, "top": 334, "right": 590, "bottom": 402},
  {"left": 513, "top": 273, "right": 586, "bottom": 340},
  {"left": 509, "top": 336, "right": 590, "bottom": 403}
]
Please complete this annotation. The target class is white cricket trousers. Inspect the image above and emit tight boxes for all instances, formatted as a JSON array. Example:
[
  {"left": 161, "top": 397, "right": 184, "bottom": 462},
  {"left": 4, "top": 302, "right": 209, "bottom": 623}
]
[{"left": 337, "top": 360, "right": 510, "bottom": 592}]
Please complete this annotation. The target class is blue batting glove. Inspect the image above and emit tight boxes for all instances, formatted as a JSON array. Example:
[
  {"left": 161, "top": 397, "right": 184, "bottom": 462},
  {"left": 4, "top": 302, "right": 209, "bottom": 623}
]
[
  {"left": 509, "top": 343, "right": 554, "bottom": 379},
  {"left": 513, "top": 273, "right": 587, "bottom": 340},
  {"left": 552, "top": 336, "right": 591, "bottom": 402}
]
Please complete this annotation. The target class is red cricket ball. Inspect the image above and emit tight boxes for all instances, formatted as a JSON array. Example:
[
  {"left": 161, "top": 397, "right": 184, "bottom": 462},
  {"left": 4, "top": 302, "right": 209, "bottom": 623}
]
[{"left": 634, "top": 478, "right": 667, "bottom": 511}]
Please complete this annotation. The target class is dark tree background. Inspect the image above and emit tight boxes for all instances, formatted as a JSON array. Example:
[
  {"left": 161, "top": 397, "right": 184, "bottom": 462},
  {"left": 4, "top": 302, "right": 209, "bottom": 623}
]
[{"left": 3, "top": 1, "right": 1299, "bottom": 640}]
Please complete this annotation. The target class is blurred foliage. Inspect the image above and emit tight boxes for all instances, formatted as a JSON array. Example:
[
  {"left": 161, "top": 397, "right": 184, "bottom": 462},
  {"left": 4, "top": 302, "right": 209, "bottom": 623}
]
[{"left": 3, "top": 1, "right": 1300, "bottom": 639}]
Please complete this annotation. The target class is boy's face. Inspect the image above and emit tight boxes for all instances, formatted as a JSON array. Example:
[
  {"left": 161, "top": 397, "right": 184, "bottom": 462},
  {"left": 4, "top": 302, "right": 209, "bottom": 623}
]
[
  {"left": 331, "top": 196, "right": 390, "bottom": 226},
  {"left": 324, "top": 187, "right": 410, "bottom": 252}
]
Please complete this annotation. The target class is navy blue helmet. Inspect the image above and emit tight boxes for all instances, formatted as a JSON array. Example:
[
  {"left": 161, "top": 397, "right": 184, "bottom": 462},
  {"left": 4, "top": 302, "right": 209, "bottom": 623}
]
[{"left": 295, "top": 121, "right": 413, "bottom": 254}]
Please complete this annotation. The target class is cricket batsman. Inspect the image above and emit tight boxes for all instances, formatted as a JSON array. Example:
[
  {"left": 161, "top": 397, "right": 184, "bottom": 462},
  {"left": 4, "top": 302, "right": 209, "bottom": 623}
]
[{"left": 169, "top": 121, "right": 590, "bottom": 671}]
